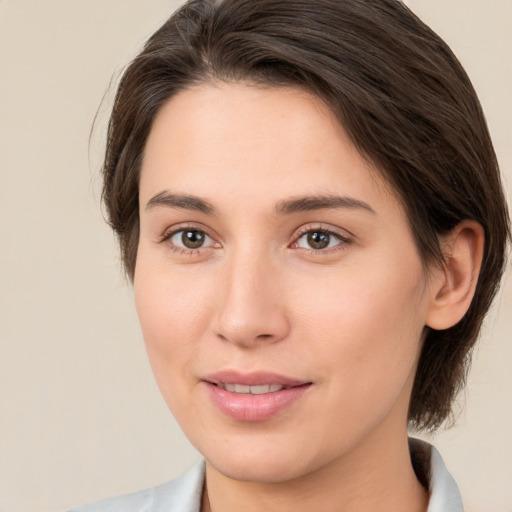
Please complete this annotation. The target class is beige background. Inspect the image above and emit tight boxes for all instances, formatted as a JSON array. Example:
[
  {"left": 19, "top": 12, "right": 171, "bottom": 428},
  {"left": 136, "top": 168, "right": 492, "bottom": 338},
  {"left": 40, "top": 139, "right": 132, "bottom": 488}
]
[{"left": 0, "top": 1, "right": 510, "bottom": 511}]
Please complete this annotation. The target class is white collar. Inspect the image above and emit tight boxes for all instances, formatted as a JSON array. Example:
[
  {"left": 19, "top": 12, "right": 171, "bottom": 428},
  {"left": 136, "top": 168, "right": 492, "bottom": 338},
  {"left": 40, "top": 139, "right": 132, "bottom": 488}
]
[{"left": 427, "top": 443, "right": 464, "bottom": 511}]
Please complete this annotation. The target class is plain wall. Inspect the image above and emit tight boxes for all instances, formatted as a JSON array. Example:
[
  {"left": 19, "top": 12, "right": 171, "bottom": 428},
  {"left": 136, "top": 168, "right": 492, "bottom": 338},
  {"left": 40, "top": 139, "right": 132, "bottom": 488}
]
[{"left": 0, "top": 1, "right": 510, "bottom": 511}]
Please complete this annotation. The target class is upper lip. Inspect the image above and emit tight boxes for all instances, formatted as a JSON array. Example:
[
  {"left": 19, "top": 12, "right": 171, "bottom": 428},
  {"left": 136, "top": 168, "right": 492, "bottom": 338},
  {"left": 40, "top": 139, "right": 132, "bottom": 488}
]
[{"left": 202, "top": 370, "right": 310, "bottom": 387}]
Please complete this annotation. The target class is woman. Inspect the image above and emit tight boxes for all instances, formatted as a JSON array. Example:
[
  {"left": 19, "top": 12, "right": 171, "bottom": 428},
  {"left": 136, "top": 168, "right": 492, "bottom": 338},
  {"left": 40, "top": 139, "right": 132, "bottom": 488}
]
[{"left": 71, "top": 0, "right": 510, "bottom": 510}]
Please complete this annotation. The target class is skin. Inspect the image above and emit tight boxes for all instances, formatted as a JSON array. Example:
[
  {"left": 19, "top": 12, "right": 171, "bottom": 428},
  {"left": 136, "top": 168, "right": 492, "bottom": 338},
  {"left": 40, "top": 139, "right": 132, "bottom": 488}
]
[{"left": 134, "top": 83, "right": 483, "bottom": 512}]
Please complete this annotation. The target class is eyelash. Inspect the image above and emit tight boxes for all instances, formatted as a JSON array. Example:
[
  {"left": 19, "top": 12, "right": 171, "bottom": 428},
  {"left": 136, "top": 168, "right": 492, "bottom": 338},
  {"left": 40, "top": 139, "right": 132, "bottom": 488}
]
[{"left": 159, "top": 224, "right": 352, "bottom": 256}]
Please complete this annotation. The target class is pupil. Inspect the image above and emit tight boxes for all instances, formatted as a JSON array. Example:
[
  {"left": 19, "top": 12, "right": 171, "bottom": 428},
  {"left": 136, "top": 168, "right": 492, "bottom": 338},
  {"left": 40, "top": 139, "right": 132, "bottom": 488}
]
[
  {"left": 182, "top": 230, "right": 205, "bottom": 249},
  {"left": 307, "top": 231, "right": 329, "bottom": 249}
]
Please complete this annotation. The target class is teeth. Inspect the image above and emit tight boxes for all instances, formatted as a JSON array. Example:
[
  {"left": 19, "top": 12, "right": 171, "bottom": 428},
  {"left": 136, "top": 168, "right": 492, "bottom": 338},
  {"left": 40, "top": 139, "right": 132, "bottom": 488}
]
[
  {"left": 234, "top": 384, "right": 250, "bottom": 393},
  {"left": 250, "top": 385, "right": 272, "bottom": 395},
  {"left": 218, "top": 383, "right": 285, "bottom": 394}
]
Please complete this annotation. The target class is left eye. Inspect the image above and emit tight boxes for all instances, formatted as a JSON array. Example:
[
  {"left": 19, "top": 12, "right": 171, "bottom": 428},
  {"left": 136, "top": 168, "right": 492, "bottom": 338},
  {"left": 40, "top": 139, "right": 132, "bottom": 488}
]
[
  {"left": 169, "top": 229, "right": 214, "bottom": 250},
  {"left": 296, "top": 230, "right": 343, "bottom": 250}
]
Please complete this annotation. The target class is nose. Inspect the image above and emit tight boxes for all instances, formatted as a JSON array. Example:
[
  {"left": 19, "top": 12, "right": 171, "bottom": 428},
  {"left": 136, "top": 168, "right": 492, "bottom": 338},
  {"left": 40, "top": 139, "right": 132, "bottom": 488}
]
[{"left": 212, "top": 249, "right": 290, "bottom": 348}]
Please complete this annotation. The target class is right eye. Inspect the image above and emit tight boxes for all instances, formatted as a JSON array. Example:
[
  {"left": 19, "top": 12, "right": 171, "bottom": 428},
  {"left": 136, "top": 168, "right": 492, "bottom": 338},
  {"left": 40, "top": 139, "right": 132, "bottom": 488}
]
[{"left": 168, "top": 229, "right": 215, "bottom": 250}]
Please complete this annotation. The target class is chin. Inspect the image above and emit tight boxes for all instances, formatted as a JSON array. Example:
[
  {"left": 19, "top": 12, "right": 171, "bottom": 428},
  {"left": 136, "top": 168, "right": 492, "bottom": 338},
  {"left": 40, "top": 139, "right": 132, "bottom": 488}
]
[
  {"left": 210, "top": 454, "right": 311, "bottom": 484},
  {"left": 201, "top": 434, "right": 327, "bottom": 484}
]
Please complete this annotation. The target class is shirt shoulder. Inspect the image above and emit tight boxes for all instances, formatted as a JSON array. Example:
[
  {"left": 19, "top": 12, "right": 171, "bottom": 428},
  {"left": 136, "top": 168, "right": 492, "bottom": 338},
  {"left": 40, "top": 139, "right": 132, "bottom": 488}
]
[{"left": 67, "top": 461, "right": 205, "bottom": 512}]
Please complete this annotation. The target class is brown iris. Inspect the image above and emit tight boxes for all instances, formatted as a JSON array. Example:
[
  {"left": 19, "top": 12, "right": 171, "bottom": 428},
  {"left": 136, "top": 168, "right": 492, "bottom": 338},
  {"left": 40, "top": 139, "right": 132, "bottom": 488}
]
[
  {"left": 182, "top": 230, "right": 205, "bottom": 249},
  {"left": 307, "top": 231, "right": 330, "bottom": 249}
]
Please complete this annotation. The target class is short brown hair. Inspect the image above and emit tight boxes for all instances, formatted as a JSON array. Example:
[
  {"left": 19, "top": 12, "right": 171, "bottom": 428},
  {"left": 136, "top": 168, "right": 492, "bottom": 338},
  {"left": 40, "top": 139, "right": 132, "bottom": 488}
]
[{"left": 101, "top": 0, "right": 510, "bottom": 430}]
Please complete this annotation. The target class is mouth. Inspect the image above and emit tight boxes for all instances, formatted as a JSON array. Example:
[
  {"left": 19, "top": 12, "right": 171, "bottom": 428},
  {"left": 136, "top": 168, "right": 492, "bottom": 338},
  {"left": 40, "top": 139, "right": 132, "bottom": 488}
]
[
  {"left": 202, "top": 371, "right": 312, "bottom": 421},
  {"left": 203, "top": 370, "right": 311, "bottom": 392}
]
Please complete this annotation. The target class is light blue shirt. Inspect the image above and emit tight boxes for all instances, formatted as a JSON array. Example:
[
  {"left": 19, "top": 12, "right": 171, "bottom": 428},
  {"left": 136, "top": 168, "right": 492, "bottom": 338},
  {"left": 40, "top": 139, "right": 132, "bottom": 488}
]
[{"left": 68, "top": 440, "right": 463, "bottom": 512}]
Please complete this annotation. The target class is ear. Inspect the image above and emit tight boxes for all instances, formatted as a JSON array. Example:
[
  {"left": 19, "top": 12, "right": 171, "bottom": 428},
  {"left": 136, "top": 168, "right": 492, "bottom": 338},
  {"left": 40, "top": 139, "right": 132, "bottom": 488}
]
[{"left": 425, "top": 220, "right": 485, "bottom": 330}]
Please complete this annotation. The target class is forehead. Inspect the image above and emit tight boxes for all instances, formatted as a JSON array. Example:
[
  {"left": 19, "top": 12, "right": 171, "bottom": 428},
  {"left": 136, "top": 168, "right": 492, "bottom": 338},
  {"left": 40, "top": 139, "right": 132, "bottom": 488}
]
[
  {"left": 140, "top": 82, "right": 397, "bottom": 215},
  {"left": 143, "top": 83, "right": 347, "bottom": 168}
]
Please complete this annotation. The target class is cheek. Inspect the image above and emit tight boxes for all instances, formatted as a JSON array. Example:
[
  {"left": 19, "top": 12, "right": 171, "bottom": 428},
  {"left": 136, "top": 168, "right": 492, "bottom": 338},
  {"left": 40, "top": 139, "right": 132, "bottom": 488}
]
[
  {"left": 133, "top": 261, "right": 215, "bottom": 397},
  {"left": 296, "top": 279, "right": 425, "bottom": 445},
  {"left": 292, "top": 256, "right": 427, "bottom": 395},
  {"left": 135, "top": 255, "right": 214, "bottom": 335},
  {"left": 297, "top": 260, "right": 424, "bottom": 335}
]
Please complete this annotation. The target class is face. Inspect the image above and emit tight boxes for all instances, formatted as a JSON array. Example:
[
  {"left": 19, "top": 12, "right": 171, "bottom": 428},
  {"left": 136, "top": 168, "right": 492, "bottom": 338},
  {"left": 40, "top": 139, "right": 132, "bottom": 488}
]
[{"left": 135, "top": 83, "right": 435, "bottom": 483}]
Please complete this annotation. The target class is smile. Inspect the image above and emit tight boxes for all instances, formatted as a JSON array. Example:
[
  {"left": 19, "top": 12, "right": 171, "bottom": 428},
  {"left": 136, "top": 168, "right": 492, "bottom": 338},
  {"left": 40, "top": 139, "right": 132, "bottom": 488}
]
[
  {"left": 215, "top": 383, "right": 287, "bottom": 394},
  {"left": 203, "top": 372, "right": 312, "bottom": 421}
]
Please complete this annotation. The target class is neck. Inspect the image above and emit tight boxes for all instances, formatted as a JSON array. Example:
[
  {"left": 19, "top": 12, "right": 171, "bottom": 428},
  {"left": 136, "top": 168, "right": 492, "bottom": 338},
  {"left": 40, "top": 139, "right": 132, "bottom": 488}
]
[{"left": 202, "top": 432, "right": 429, "bottom": 512}]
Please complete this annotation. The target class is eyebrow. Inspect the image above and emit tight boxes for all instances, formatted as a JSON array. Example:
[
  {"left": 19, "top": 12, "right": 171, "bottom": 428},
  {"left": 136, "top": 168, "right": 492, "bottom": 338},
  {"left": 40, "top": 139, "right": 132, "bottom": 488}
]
[
  {"left": 145, "top": 191, "right": 375, "bottom": 216},
  {"left": 146, "top": 191, "right": 216, "bottom": 214},
  {"left": 275, "top": 194, "right": 376, "bottom": 215}
]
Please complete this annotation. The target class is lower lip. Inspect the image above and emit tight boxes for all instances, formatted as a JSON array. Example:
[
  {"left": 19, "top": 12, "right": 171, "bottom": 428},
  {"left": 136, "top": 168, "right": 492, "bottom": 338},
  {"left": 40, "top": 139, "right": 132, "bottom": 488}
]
[{"left": 204, "top": 383, "right": 311, "bottom": 422}]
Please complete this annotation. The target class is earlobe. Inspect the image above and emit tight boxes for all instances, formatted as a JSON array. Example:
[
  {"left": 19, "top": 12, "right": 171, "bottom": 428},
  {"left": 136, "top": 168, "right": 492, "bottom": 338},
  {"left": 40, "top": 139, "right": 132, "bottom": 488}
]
[{"left": 425, "top": 221, "right": 485, "bottom": 330}]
